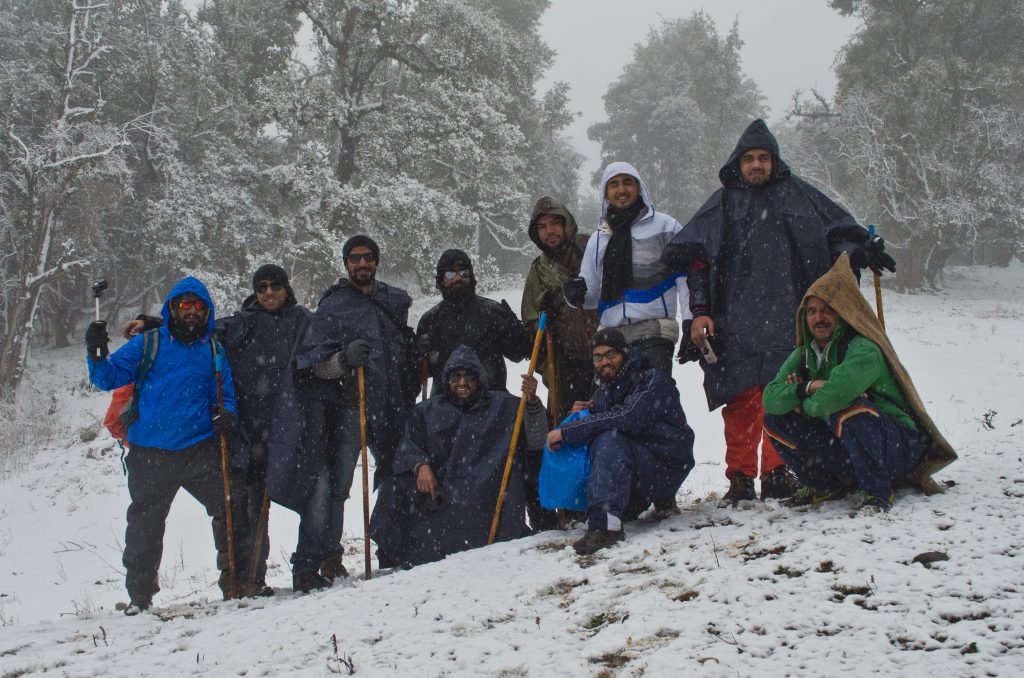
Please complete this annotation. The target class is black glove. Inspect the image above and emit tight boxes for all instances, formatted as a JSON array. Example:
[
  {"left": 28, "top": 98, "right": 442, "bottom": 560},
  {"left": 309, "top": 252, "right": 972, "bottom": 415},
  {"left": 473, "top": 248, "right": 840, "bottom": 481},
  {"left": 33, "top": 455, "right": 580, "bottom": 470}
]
[
  {"left": 676, "top": 319, "right": 701, "bottom": 364},
  {"left": 850, "top": 236, "right": 896, "bottom": 275},
  {"left": 211, "top": 411, "right": 236, "bottom": 434},
  {"left": 344, "top": 338, "right": 373, "bottom": 367},
  {"left": 562, "top": 276, "right": 587, "bottom": 307},
  {"left": 86, "top": 321, "right": 110, "bottom": 360}
]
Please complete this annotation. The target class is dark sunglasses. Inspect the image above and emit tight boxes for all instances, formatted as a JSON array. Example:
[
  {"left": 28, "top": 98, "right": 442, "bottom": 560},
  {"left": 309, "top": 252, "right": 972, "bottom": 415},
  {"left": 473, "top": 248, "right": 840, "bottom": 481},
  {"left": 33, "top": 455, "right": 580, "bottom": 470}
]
[
  {"left": 347, "top": 252, "right": 376, "bottom": 264},
  {"left": 255, "top": 282, "right": 284, "bottom": 294},
  {"left": 176, "top": 298, "right": 207, "bottom": 311},
  {"left": 591, "top": 348, "right": 620, "bottom": 364},
  {"left": 448, "top": 370, "right": 480, "bottom": 384},
  {"left": 443, "top": 269, "right": 472, "bottom": 281}
]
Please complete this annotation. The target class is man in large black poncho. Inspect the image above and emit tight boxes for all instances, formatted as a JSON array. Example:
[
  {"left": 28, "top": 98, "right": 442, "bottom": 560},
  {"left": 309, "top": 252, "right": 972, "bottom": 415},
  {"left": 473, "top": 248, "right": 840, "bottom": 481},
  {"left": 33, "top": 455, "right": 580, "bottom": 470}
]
[
  {"left": 370, "top": 346, "right": 548, "bottom": 567},
  {"left": 662, "top": 119, "right": 893, "bottom": 504}
]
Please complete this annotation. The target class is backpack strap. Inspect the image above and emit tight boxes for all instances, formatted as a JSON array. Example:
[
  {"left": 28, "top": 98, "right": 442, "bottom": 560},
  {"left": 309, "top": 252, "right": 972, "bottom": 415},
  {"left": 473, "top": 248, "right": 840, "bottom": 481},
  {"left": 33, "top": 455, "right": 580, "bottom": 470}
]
[{"left": 136, "top": 329, "right": 160, "bottom": 386}]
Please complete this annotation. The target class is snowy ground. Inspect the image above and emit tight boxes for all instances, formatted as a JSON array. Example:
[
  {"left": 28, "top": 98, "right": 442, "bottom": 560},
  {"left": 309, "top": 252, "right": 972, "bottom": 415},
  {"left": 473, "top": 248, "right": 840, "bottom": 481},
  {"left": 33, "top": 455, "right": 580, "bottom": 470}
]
[{"left": 1, "top": 265, "right": 1022, "bottom": 676}]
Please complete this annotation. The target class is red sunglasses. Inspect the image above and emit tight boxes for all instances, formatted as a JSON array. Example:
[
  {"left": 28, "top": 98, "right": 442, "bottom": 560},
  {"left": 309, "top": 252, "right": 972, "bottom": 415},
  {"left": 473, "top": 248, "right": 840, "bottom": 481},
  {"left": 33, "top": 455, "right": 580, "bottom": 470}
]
[{"left": 175, "top": 298, "right": 207, "bottom": 311}]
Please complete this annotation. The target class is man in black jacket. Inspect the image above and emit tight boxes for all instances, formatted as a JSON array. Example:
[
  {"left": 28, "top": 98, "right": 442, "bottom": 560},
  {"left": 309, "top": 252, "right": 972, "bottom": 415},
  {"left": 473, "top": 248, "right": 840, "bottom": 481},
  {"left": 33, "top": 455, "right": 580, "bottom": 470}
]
[
  {"left": 417, "top": 249, "right": 531, "bottom": 396},
  {"left": 661, "top": 119, "right": 892, "bottom": 504},
  {"left": 287, "top": 235, "right": 416, "bottom": 591}
]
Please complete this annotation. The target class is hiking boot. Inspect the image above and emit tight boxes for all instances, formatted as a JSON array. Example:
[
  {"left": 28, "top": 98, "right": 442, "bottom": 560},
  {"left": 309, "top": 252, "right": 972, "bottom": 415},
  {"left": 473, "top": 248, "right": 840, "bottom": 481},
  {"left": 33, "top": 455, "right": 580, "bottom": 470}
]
[
  {"left": 123, "top": 600, "right": 151, "bottom": 616},
  {"left": 651, "top": 498, "right": 681, "bottom": 520},
  {"left": 859, "top": 492, "right": 894, "bottom": 513},
  {"left": 320, "top": 553, "right": 349, "bottom": 583},
  {"left": 293, "top": 569, "right": 331, "bottom": 593},
  {"left": 760, "top": 466, "right": 800, "bottom": 500},
  {"left": 572, "top": 529, "right": 625, "bottom": 555},
  {"left": 721, "top": 475, "right": 756, "bottom": 505}
]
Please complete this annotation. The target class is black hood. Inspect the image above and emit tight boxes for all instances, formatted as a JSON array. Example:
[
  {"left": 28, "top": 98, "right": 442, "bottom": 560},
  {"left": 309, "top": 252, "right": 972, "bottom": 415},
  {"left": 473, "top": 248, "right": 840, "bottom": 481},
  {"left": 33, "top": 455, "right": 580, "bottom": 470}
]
[
  {"left": 435, "top": 248, "right": 476, "bottom": 300},
  {"left": 441, "top": 345, "right": 488, "bottom": 390},
  {"left": 719, "top": 119, "right": 791, "bottom": 189}
]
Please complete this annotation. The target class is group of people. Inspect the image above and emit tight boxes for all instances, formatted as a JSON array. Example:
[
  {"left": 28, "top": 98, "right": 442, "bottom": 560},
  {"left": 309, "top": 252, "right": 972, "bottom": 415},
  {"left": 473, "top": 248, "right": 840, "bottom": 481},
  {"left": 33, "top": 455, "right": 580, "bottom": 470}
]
[{"left": 85, "top": 119, "right": 955, "bottom": 615}]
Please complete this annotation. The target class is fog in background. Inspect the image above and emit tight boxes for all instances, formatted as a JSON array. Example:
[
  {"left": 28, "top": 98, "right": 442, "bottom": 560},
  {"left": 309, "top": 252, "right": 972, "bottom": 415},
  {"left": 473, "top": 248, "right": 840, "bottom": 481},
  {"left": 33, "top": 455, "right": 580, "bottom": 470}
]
[{"left": 538, "top": 0, "right": 858, "bottom": 178}]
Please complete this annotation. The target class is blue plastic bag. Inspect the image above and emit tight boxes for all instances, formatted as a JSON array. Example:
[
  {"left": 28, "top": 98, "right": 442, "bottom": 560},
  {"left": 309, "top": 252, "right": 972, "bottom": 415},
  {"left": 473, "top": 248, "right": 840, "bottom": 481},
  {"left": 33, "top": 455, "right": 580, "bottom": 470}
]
[{"left": 539, "top": 410, "right": 590, "bottom": 510}]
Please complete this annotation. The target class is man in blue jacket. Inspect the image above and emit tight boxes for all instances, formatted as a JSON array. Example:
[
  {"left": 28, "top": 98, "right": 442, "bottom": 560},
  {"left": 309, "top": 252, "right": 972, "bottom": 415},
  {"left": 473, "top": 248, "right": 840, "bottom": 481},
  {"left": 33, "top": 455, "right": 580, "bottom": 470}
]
[
  {"left": 546, "top": 328, "right": 695, "bottom": 555},
  {"left": 86, "top": 276, "right": 249, "bottom": 615}
]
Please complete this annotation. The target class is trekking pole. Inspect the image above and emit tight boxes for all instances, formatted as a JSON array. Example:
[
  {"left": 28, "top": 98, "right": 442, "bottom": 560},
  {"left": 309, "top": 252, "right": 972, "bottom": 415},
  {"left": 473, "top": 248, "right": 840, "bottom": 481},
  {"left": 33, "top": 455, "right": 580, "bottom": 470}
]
[
  {"left": 357, "top": 366, "right": 372, "bottom": 579},
  {"left": 575, "top": 307, "right": 593, "bottom": 345},
  {"left": 489, "top": 312, "right": 547, "bottom": 545},
  {"left": 247, "top": 487, "right": 270, "bottom": 588},
  {"left": 91, "top": 279, "right": 108, "bottom": 358},
  {"left": 213, "top": 346, "right": 238, "bottom": 599},
  {"left": 868, "top": 225, "right": 886, "bottom": 330}
]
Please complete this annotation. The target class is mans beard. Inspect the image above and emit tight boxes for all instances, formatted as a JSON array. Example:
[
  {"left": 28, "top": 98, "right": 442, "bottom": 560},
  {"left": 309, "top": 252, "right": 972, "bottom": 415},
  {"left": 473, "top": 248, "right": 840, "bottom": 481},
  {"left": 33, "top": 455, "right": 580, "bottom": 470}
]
[{"left": 170, "top": 315, "right": 208, "bottom": 343}]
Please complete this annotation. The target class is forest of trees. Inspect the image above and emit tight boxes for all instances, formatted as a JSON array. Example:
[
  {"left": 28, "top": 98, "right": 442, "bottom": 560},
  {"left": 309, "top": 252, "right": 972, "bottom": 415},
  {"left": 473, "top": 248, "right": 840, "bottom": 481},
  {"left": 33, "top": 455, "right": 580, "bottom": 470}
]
[{"left": 1, "top": 0, "right": 1021, "bottom": 399}]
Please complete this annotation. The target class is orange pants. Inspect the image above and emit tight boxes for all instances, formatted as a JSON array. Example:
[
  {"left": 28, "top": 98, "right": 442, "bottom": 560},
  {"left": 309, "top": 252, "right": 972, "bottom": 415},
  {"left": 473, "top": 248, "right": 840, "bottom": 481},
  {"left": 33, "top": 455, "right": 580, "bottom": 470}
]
[{"left": 722, "top": 384, "right": 784, "bottom": 479}]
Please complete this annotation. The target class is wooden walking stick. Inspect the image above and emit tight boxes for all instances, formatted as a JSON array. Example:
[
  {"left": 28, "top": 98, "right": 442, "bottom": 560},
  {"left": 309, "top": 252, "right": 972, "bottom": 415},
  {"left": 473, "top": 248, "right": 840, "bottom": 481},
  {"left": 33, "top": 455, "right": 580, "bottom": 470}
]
[
  {"left": 489, "top": 312, "right": 548, "bottom": 545},
  {"left": 868, "top": 225, "right": 886, "bottom": 330},
  {"left": 213, "top": 344, "right": 237, "bottom": 599},
  {"left": 545, "top": 331, "right": 559, "bottom": 422},
  {"left": 247, "top": 487, "right": 270, "bottom": 588},
  {"left": 357, "top": 366, "right": 372, "bottom": 579}
]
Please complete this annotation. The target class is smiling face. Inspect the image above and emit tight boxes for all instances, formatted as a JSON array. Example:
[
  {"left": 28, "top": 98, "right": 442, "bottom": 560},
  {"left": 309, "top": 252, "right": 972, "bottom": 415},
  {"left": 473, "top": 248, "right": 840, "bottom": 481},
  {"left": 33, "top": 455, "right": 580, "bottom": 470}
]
[
  {"left": 255, "top": 279, "right": 286, "bottom": 312},
  {"left": 344, "top": 246, "right": 377, "bottom": 290},
  {"left": 805, "top": 296, "right": 838, "bottom": 348},
  {"left": 591, "top": 345, "right": 624, "bottom": 382},
  {"left": 535, "top": 214, "right": 566, "bottom": 250},
  {"left": 447, "top": 369, "right": 480, "bottom": 401},
  {"left": 604, "top": 173, "right": 641, "bottom": 210},
  {"left": 739, "top": 147, "right": 773, "bottom": 186}
]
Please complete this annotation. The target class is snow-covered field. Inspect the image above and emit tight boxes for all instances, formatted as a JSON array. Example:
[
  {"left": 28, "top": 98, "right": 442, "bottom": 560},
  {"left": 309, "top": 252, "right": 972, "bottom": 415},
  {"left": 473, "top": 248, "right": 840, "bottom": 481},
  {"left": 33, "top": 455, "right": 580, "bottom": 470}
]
[{"left": 1, "top": 265, "right": 1022, "bottom": 676}]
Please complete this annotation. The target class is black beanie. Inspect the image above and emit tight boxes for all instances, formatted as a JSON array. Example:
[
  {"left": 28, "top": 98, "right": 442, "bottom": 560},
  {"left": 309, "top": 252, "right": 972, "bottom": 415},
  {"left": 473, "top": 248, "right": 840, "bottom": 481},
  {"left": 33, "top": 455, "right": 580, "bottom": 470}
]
[
  {"left": 590, "top": 327, "right": 628, "bottom": 354},
  {"left": 435, "top": 248, "right": 475, "bottom": 289},
  {"left": 343, "top": 234, "right": 380, "bottom": 262},
  {"left": 252, "top": 264, "right": 289, "bottom": 291}
]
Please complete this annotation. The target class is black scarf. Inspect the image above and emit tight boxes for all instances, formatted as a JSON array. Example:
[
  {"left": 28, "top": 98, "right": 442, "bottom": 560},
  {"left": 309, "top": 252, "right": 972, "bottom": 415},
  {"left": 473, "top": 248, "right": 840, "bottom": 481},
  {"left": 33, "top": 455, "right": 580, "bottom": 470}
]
[{"left": 600, "top": 198, "right": 646, "bottom": 303}]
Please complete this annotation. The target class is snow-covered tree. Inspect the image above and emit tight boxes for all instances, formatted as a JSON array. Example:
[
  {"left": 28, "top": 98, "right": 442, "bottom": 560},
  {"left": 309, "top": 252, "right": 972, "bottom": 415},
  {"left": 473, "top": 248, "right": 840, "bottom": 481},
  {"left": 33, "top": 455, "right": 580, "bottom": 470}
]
[
  {"left": 588, "top": 12, "right": 765, "bottom": 219},
  {"left": 0, "top": 0, "right": 133, "bottom": 398}
]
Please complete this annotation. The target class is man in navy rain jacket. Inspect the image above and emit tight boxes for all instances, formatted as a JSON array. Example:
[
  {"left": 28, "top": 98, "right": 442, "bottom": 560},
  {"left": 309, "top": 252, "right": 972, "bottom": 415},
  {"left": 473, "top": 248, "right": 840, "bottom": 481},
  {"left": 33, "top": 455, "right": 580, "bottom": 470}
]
[
  {"left": 86, "top": 276, "right": 249, "bottom": 614},
  {"left": 546, "top": 328, "right": 695, "bottom": 555}
]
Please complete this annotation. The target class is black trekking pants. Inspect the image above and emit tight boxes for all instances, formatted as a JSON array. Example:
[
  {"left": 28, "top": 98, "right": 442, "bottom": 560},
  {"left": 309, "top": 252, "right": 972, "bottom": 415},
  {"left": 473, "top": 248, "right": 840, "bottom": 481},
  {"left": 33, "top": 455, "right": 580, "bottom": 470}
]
[{"left": 123, "top": 438, "right": 249, "bottom": 604}]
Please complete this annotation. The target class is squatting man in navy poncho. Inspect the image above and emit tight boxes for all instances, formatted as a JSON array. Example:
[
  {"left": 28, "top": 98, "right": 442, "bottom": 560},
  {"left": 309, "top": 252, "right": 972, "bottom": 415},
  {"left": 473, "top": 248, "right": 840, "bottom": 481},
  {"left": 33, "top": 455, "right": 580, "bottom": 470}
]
[
  {"left": 661, "top": 119, "right": 895, "bottom": 505},
  {"left": 370, "top": 346, "right": 548, "bottom": 568},
  {"left": 546, "top": 328, "right": 695, "bottom": 555},
  {"left": 86, "top": 276, "right": 251, "bottom": 615}
]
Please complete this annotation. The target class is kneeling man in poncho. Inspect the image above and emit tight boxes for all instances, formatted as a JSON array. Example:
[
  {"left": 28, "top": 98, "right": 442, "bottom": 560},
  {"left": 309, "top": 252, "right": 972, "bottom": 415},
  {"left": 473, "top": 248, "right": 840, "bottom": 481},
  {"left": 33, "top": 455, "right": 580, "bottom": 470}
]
[
  {"left": 762, "top": 255, "right": 957, "bottom": 510},
  {"left": 370, "top": 345, "right": 548, "bottom": 567}
]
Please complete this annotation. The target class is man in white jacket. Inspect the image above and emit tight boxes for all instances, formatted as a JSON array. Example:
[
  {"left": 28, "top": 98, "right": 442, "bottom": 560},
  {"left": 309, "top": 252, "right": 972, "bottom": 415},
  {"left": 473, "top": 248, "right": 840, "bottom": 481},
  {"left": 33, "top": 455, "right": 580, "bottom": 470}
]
[{"left": 562, "top": 161, "right": 689, "bottom": 375}]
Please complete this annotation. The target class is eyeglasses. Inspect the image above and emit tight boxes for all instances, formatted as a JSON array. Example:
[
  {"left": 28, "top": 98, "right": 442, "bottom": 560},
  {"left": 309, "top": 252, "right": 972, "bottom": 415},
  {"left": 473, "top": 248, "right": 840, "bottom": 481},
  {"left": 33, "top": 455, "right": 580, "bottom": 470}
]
[
  {"left": 448, "top": 370, "right": 480, "bottom": 384},
  {"left": 443, "top": 269, "right": 472, "bottom": 281},
  {"left": 346, "top": 252, "right": 376, "bottom": 264},
  {"left": 175, "top": 298, "right": 207, "bottom": 311},
  {"left": 256, "top": 282, "right": 284, "bottom": 294},
  {"left": 591, "top": 348, "right": 620, "bottom": 364}
]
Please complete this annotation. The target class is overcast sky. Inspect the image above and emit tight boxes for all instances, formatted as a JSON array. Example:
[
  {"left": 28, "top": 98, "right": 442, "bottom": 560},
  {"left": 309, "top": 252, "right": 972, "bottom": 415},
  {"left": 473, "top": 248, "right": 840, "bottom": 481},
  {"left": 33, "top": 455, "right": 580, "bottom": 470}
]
[{"left": 538, "top": 0, "right": 860, "bottom": 175}]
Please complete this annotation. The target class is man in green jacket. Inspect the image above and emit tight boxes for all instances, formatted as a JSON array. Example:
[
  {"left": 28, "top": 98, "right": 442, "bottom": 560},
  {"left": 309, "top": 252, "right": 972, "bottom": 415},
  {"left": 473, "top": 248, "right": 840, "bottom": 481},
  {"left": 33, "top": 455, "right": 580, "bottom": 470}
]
[{"left": 762, "top": 256, "right": 955, "bottom": 510}]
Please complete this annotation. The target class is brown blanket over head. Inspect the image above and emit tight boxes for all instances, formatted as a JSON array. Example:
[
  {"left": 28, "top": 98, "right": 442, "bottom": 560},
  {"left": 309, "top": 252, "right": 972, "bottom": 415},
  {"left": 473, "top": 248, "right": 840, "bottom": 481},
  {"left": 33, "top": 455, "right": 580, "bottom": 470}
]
[{"left": 796, "top": 254, "right": 957, "bottom": 494}]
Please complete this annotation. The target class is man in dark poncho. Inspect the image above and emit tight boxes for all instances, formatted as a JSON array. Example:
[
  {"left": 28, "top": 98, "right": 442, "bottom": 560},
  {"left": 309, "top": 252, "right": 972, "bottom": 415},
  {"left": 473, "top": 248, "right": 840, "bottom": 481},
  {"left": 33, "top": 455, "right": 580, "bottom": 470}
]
[
  {"left": 370, "top": 346, "right": 548, "bottom": 567},
  {"left": 546, "top": 329, "right": 695, "bottom": 555},
  {"left": 283, "top": 235, "right": 416, "bottom": 590},
  {"left": 661, "top": 119, "right": 893, "bottom": 504},
  {"left": 417, "top": 249, "right": 531, "bottom": 395}
]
